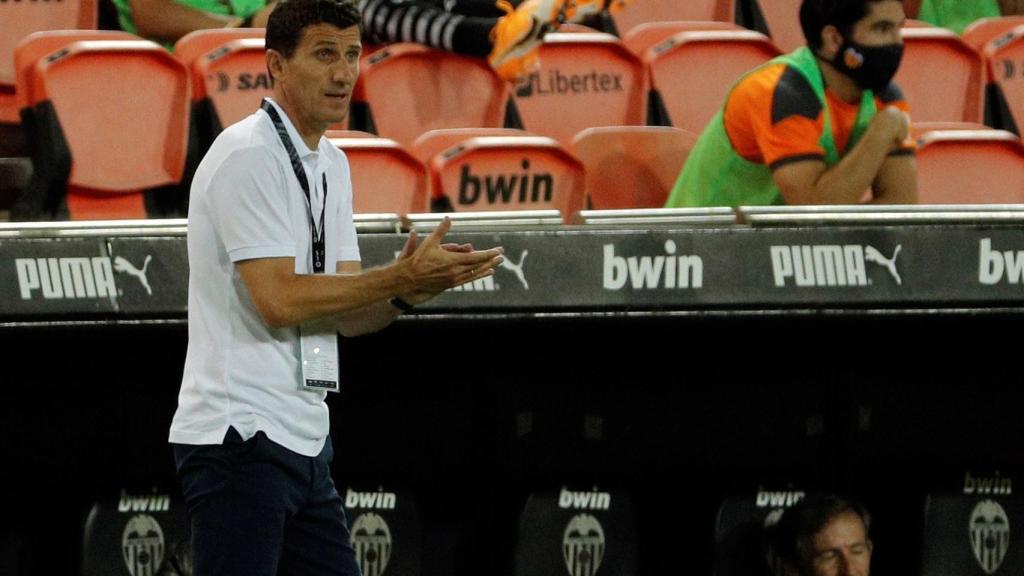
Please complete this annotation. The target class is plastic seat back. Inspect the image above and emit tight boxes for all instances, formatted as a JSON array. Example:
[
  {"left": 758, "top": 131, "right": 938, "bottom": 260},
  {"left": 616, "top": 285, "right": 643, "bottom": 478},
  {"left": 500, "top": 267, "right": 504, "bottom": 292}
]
[
  {"left": 647, "top": 30, "right": 780, "bottom": 134},
  {"left": 410, "top": 127, "right": 532, "bottom": 203},
  {"left": 962, "top": 16, "right": 1024, "bottom": 50},
  {"left": 12, "top": 30, "right": 135, "bottom": 116},
  {"left": 922, "top": 492, "right": 1024, "bottom": 576},
  {"left": 514, "top": 488, "right": 637, "bottom": 576},
  {"left": 897, "top": 27, "right": 985, "bottom": 123},
  {"left": 429, "top": 136, "right": 585, "bottom": 221},
  {"left": 172, "top": 27, "right": 265, "bottom": 68},
  {"left": 751, "top": 0, "right": 804, "bottom": 52},
  {"left": 193, "top": 38, "right": 273, "bottom": 129},
  {"left": 622, "top": 20, "right": 744, "bottom": 59},
  {"left": 82, "top": 489, "right": 189, "bottom": 576},
  {"left": 982, "top": 26, "right": 1024, "bottom": 135},
  {"left": 330, "top": 136, "right": 429, "bottom": 215},
  {"left": 342, "top": 487, "right": 421, "bottom": 576},
  {"left": 611, "top": 0, "right": 735, "bottom": 38},
  {"left": 715, "top": 489, "right": 806, "bottom": 576},
  {"left": 512, "top": 33, "right": 646, "bottom": 147},
  {"left": 16, "top": 39, "right": 190, "bottom": 220},
  {"left": 915, "top": 129, "right": 1024, "bottom": 204},
  {"left": 0, "top": 0, "right": 97, "bottom": 87},
  {"left": 572, "top": 125, "right": 697, "bottom": 209},
  {"left": 353, "top": 43, "right": 508, "bottom": 147}
]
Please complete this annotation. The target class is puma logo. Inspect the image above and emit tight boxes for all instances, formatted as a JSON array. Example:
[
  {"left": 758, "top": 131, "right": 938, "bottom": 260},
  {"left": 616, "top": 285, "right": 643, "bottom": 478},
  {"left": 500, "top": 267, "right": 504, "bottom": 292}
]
[
  {"left": 500, "top": 250, "right": 529, "bottom": 289},
  {"left": 113, "top": 255, "right": 153, "bottom": 295},
  {"left": 864, "top": 245, "right": 901, "bottom": 285}
]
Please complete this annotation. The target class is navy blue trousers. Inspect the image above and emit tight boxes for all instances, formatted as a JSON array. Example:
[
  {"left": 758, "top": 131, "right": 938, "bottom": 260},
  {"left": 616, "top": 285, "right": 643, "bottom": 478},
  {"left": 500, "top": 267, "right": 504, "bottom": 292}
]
[{"left": 173, "top": 428, "right": 361, "bottom": 576}]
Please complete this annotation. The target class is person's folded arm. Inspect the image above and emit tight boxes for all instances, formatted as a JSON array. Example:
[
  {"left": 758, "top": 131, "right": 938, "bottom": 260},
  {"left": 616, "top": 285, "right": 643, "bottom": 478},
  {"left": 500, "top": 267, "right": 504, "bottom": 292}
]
[{"left": 773, "top": 106, "right": 910, "bottom": 205}]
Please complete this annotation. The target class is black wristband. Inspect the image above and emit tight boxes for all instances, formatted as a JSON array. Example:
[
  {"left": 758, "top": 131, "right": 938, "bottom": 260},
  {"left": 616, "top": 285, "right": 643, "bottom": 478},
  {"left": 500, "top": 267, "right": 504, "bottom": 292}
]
[{"left": 389, "top": 296, "right": 415, "bottom": 312}]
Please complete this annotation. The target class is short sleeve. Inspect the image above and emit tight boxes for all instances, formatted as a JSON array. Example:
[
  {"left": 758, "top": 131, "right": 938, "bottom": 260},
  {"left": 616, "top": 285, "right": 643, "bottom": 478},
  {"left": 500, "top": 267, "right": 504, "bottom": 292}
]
[
  {"left": 333, "top": 150, "right": 361, "bottom": 264},
  {"left": 724, "top": 63, "right": 827, "bottom": 169},
  {"left": 209, "top": 147, "right": 297, "bottom": 263}
]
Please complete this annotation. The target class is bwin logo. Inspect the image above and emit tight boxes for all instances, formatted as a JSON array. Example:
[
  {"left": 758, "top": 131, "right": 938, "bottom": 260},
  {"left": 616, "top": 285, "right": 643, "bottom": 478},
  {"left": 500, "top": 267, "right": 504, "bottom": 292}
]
[
  {"left": 965, "top": 471, "right": 1013, "bottom": 496},
  {"left": 118, "top": 489, "right": 171, "bottom": 513},
  {"left": 558, "top": 487, "right": 611, "bottom": 510},
  {"left": 121, "top": 514, "right": 165, "bottom": 576},
  {"left": 978, "top": 238, "right": 1024, "bottom": 285},
  {"left": 352, "top": 513, "right": 393, "bottom": 576},
  {"left": 563, "top": 514, "right": 606, "bottom": 576},
  {"left": 345, "top": 489, "right": 397, "bottom": 510},
  {"left": 770, "top": 244, "right": 902, "bottom": 287},
  {"left": 755, "top": 489, "right": 805, "bottom": 508},
  {"left": 458, "top": 160, "right": 553, "bottom": 206},
  {"left": 603, "top": 241, "right": 703, "bottom": 290},
  {"left": 970, "top": 500, "right": 1010, "bottom": 575},
  {"left": 114, "top": 255, "right": 153, "bottom": 295}
]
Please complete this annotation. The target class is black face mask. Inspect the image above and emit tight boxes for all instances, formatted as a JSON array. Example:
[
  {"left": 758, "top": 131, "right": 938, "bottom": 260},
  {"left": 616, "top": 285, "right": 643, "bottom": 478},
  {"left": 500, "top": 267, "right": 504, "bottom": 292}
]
[{"left": 831, "top": 38, "right": 904, "bottom": 92}]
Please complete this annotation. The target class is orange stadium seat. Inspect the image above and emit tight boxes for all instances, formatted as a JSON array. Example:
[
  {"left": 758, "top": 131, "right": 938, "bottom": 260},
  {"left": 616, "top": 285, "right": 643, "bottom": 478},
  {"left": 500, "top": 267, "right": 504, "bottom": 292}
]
[
  {"left": 190, "top": 38, "right": 273, "bottom": 136},
  {"left": 172, "top": 27, "right": 265, "bottom": 66},
  {"left": 910, "top": 121, "right": 989, "bottom": 140},
  {"left": 896, "top": 27, "right": 985, "bottom": 123},
  {"left": 351, "top": 43, "right": 509, "bottom": 147},
  {"left": 428, "top": 135, "right": 585, "bottom": 221},
  {"left": 751, "top": 0, "right": 804, "bottom": 53},
  {"left": 13, "top": 30, "right": 136, "bottom": 114},
  {"left": 915, "top": 128, "right": 1024, "bottom": 204},
  {"left": 962, "top": 16, "right": 1024, "bottom": 50},
  {"left": 510, "top": 33, "right": 646, "bottom": 147},
  {"left": 13, "top": 39, "right": 190, "bottom": 220},
  {"left": 0, "top": 0, "right": 97, "bottom": 124},
  {"left": 410, "top": 127, "right": 533, "bottom": 164},
  {"left": 329, "top": 136, "right": 429, "bottom": 215},
  {"left": 611, "top": 0, "right": 735, "bottom": 39},
  {"left": 572, "top": 125, "right": 698, "bottom": 209},
  {"left": 622, "top": 20, "right": 745, "bottom": 59},
  {"left": 981, "top": 25, "right": 1024, "bottom": 135},
  {"left": 411, "top": 127, "right": 533, "bottom": 205},
  {"left": 646, "top": 29, "right": 780, "bottom": 134}
]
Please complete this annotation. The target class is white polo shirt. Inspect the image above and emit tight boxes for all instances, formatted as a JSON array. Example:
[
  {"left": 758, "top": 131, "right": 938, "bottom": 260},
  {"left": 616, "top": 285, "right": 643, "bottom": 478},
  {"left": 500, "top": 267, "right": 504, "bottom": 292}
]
[{"left": 170, "top": 99, "right": 361, "bottom": 457}]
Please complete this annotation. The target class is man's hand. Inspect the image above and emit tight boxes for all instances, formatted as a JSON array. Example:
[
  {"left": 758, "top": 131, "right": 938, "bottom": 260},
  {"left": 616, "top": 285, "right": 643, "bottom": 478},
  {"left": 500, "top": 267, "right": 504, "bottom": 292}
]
[
  {"left": 396, "top": 218, "right": 503, "bottom": 305},
  {"left": 871, "top": 105, "right": 911, "bottom": 149}
]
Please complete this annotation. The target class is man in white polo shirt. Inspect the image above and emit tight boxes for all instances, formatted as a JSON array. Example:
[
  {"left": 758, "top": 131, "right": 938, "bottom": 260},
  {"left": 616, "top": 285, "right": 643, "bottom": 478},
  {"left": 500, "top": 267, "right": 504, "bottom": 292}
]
[{"left": 169, "top": 0, "right": 504, "bottom": 573}]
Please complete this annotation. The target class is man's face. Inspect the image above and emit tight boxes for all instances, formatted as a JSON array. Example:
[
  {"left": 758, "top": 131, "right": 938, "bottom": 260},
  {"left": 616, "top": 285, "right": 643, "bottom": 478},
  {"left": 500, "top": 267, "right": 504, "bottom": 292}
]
[
  {"left": 271, "top": 23, "right": 361, "bottom": 129},
  {"left": 803, "top": 511, "right": 873, "bottom": 576},
  {"left": 849, "top": 0, "right": 905, "bottom": 47}
]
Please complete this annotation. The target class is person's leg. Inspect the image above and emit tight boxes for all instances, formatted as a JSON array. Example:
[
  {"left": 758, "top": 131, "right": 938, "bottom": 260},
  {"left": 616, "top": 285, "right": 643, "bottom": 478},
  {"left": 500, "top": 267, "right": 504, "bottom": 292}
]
[
  {"left": 358, "top": 0, "right": 565, "bottom": 80},
  {"left": 173, "top": 429, "right": 302, "bottom": 576},
  {"left": 277, "top": 438, "right": 361, "bottom": 576},
  {"left": 360, "top": 0, "right": 495, "bottom": 56}
]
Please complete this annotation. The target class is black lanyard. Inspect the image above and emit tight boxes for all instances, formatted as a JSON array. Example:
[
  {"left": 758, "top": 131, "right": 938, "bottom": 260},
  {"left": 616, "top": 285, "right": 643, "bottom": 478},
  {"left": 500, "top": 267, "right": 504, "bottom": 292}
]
[{"left": 261, "top": 99, "right": 327, "bottom": 273}]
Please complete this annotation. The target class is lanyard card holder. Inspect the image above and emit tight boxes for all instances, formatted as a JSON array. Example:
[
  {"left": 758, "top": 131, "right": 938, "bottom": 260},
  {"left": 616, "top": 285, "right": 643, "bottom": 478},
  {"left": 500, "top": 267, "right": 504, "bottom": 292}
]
[{"left": 299, "top": 317, "right": 340, "bottom": 393}]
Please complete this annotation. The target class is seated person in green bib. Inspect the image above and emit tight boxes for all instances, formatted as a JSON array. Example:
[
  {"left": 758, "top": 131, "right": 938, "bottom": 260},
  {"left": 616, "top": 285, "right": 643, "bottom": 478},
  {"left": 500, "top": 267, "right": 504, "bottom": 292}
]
[{"left": 665, "top": 0, "right": 918, "bottom": 208}]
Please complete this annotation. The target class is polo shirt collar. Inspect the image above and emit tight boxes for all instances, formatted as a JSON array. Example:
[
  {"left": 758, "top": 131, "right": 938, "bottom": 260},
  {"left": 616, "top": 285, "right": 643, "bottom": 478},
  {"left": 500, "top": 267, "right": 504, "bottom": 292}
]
[{"left": 262, "top": 97, "right": 321, "bottom": 159}]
